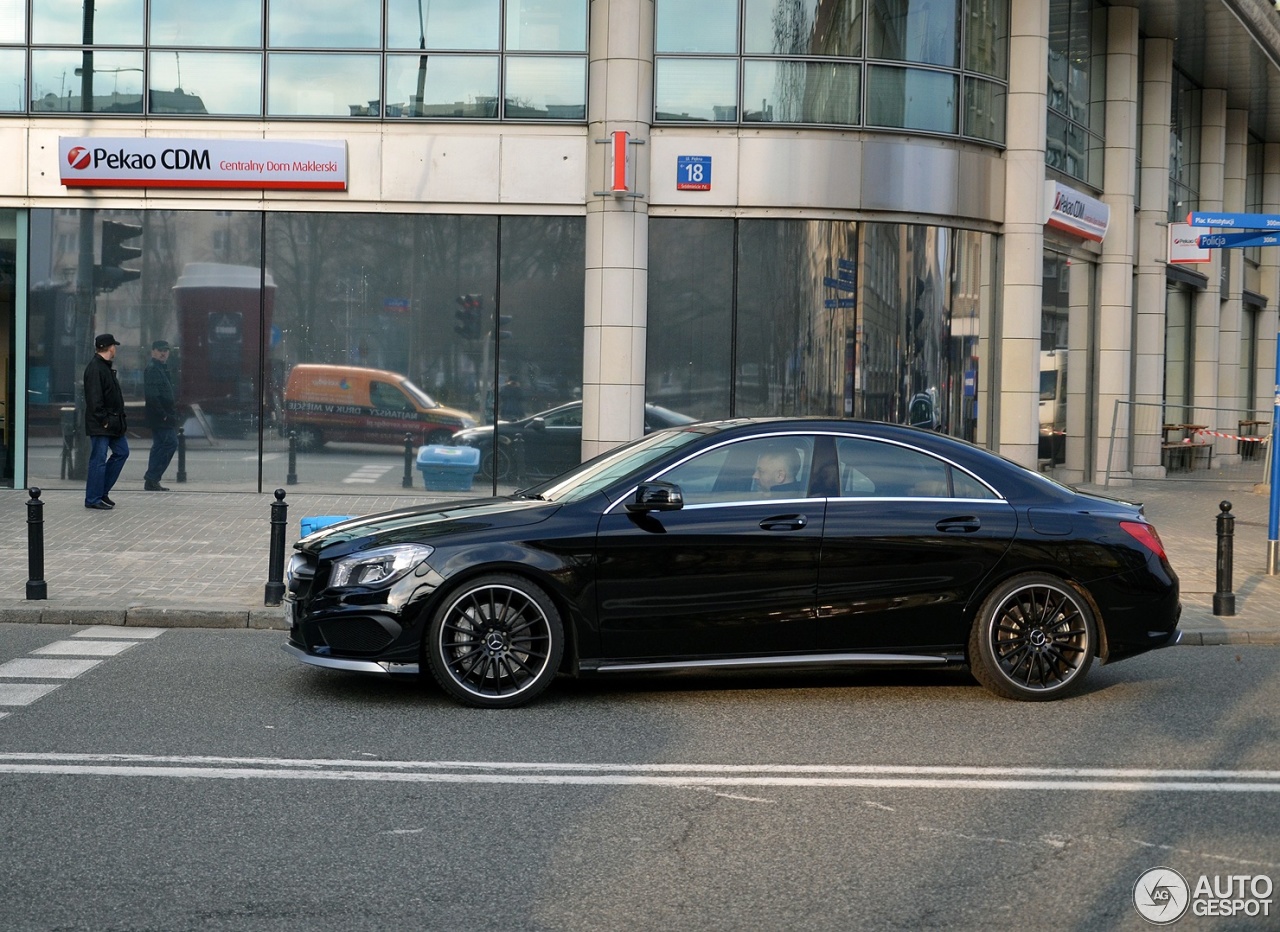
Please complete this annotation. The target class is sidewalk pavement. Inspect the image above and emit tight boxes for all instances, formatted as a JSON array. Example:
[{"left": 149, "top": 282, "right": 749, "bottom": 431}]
[{"left": 0, "top": 473, "right": 1277, "bottom": 646}]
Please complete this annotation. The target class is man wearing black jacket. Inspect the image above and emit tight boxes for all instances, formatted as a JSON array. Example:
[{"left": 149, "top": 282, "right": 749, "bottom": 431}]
[
  {"left": 143, "top": 339, "right": 177, "bottom": 491},
  {"left": 83, "top": 333, "right": 129, "bottom": 510}
]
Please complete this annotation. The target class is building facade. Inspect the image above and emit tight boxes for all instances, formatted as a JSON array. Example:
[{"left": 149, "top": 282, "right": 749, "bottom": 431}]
[{"left": 1, "top": 0, "right": 1279, "bottom": 494}]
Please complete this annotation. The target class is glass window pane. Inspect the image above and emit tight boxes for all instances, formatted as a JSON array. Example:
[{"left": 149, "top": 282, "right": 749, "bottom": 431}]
[
  {"left": 964, "top": 0, "right": 1006, "bottom": 77},
  {"left": 267, "top": 53, "right": 380, "bottom": 117},
  {"left": 0, "top": 0, "right": 24, "bottom": 44},
  {"left": 655, "top": 58, "right": 738, "bottom": 122},
  {"left": 386, "top": 0, "right": 499, "bottom": 50},
  {"left": 743, "top": 60, "right": 858, "bottom": 124},
  {"left": 0, "top": 49, "right": 24, "bottom": 110},
  {"left": 150, "top": 0, "right": 261, "bottom": 47},
  {"left": 149, "top": 51, "right": 261, "bottom": 116},
  {"left": 386, "top": 54, "right": 498, "bottom": 118},
  {"left": 270, "top": 0, "right": 380, "bottom": 49},
  {"left": 504, "top": 56, "right": 584, "bottom": 120},
  {"left": 507, "top": 0, "right": 586, "bottom": 52},
  {"left": 647, "top": 218, "right": 734, "bottom": 421},
  {"left": 655, "top": 0, "right": 738, "bottom": 53},
  {"left": 33, "top": 0, "right": 144, "bottom": 45},
  {"left": 31, "top": 49, "right": 144, "bottom": 113},
  {"left": 865, "top": 65, "right": 955, "bottom": 133},
  {"left": 867, "top": 0, "right": 957, "bottom": 68},
  {"left": 744, "top": 0, "right": 862, "bottom": 57},
  {"left": 963, "top": 75, "right": 1003, "bottom": 142}
]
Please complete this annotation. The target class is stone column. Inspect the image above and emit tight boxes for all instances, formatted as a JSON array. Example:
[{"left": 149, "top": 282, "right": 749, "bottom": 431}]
[
  {"left": 1259, "top": 144, "right": 1280, "bottom": 419},
  {"left": 582, "top": 0, "right": 652, "bottom": 461},
  {"left": 1194, "top": 89, "right": 1226, "bottom": 436},
  {"left": 995, "top": 0, "right": 1049, "bottom": 469},
  {"left": 1132, "top": 37, "right": 1174, "bottom": 477},
  {"left": 1217, "top": 107, "right": 1249, "bottom": 459}
]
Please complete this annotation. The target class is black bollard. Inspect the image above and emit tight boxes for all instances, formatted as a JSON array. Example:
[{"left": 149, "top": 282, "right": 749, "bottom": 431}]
[
  {"left": 402, "top": 432, "right": 414, "bottom": 488},
  {"left": 26, "top": 487, "right": 47, "bottom": 601},
  {"left": 264, "top": 488, "right": 288, "bottom": 606},
  {"left": 175, "top": 427, "right": 187, "bottom": 483},
  {"left": 1213, "top": 500, "right": 1236, "bottom": 617},
  {"left": 286, "top": 431, "right": 298, "bottom": 486},
  {"left": 513, "top": 433, "right": 526, "bottom": 483}
]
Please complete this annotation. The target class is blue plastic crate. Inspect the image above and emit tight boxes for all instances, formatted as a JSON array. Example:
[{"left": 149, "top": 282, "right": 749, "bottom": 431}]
[
  {"left": 416, "top": 444, "right": 480, "bottom": 491},
  {"left": 300, "top": 514, "right": 354, "bottom": 536}
]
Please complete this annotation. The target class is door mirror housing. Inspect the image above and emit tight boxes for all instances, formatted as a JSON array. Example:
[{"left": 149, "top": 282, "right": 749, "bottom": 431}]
[
  {"left": 626, "top": 481, "right": 684, "bottom": 513},
  {"left": 527, "top": 417, "right": 547, "bottom": 431}
]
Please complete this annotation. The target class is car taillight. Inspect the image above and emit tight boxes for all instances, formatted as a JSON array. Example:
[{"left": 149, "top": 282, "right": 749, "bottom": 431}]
[{"left": 1120, "top": 520, "right": 1167, "bottom": 561}]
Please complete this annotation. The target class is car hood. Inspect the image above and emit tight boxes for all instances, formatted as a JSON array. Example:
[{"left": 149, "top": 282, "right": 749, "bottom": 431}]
[{"left": 295, "top": 497, "right": 560, "bottom": 557}]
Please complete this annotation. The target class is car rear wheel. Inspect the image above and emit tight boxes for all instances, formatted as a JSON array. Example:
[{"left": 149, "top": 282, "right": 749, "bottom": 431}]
[
  {"left": 425, "top": 574, "right": 564, "bottom": 708},
  {"left": 479, "top": 447, "right": 512, "bottom": 481},
  {"left": 291, "top": 426, "right": 324, "bottom": 453},
  {"left": 969, "top": 573, "right": 1095, "bottom": 701}
]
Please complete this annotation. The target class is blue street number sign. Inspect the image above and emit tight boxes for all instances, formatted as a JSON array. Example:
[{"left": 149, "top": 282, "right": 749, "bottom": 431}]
[{"left": 676, "top": 155, "right": 711, "bottom": 191}]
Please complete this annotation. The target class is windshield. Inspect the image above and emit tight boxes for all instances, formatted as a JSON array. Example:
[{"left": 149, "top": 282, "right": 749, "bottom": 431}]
[
  {"left": 523, "top": 425, "right": 715, "bottom": 503},
  {"left": 400, "top": 378, "right": 438, "bottom": 409}
]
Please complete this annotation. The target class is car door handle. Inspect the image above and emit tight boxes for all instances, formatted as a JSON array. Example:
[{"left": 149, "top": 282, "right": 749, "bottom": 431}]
[
  {"left": 936, "top": 516, "right": 980, "bottom": 533},
  {"left": 760, "top": 514, "right": 808, "bottom": 531}
]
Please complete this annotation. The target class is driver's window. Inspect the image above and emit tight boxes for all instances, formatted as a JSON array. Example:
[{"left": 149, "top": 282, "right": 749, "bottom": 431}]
[
  {"left": 371, "top": 381, "right": 412, "bottom": 411},
  {"left": 544, "top": 407, "right": 582, "bottom": 428},
  {"left": 659, "top": 436, "right": 814, "bottom": 505}
]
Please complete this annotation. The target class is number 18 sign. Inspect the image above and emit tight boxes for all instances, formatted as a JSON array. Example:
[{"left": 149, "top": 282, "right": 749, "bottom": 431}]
[{"left": 676, "top": 155, "right": 712, "bottom": 191}]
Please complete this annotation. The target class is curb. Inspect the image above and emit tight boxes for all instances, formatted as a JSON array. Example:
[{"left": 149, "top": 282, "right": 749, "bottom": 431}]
[{"left": 0, "top": 606, "right": 288, "bottom": 631}]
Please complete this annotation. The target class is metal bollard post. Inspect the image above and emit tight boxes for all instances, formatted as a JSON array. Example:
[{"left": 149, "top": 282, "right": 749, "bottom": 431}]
[
  {"left": 286, "top": 431, "right": 298, "bottom": 486},
  {"left": 26, "top": 488, "right": 47, "bottom": 601},
  {"left": 1213, "top": 500, "right": 1236, "bottom": 617},
  {"left": 264, "top": 488, "right": 288, "bottom": 606},
  {"left": 402, "top": 432, "right": 414, "bottom": 488},
  {"left": 513, "top": 433, "right": 526, "bottom": 483},
  {"left": 175, "top": 427, "right": 187, "bottom": 483}
]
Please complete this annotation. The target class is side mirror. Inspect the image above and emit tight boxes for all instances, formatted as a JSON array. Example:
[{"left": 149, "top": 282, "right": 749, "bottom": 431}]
[
  {"left": 528, "top": 417, "right": 547, "bottom": 431},
  {"left": 626, "top": 480, "right": 684, "bottom": 513}
]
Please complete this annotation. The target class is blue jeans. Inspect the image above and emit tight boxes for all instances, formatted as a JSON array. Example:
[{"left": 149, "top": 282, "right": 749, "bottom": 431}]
[
  {"left": 85, "top": 434, "right": 129, "bottom": 505},
  {"left": 145, "top": 427, "right": 177, "bottom": 484}
]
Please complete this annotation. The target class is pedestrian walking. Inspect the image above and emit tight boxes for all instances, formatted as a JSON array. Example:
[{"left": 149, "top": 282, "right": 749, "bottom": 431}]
[
  {"left": 83, "top": 333, "right": 128, "bottom": 510},
  {"left": 143, "top": 339, "right": 177, "bottom": 491}
]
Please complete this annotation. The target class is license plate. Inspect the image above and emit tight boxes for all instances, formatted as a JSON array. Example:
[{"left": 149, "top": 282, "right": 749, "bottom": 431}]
[{"left": 283, "top": 598, "right": 296, "bottom": 628}]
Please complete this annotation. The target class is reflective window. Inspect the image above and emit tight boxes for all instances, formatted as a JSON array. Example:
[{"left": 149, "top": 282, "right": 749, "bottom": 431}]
[
  {"left": 865, "top": 64, "right": 955, "bottom": 133},
  {"left": 386, "top": 0, "right": 499, "bottom": 50},
  {"left": 744, "top": 0, "right": 862, "bottom": 56},
  {"left": 149, "top": 52, "right": 261, "bottom": 115},
  {"left": 385, "top": 54, "right": 498, "bottom": 118},
  {"left": 833, "top": 437, "right": 950, "bottom": 497},
  {"left": 866, "top": 0, "right": 957, "bottom": 68},
  {"left": 504, "top": 56, "right": 585, "bottom": 120},
  {"left": 0, "top": 1, "right": 23, "bottom": 43},
  {"left": 31, "top": 49, "right": 145, "bottom": 112},
  {"left": 270, "top": 0, "right": 380, "bottom": 49},
  {"left": 33, "top": 0, "right": 144, "bottom": 45},
  {"left": 656, "top": 0, "right": 738, "bottom": 53},
  {"left": 963, "top": 75, "right": 1004, "bottom": 142},
  {"left": 743, "top": 60, "right": 858, "bottom": 124},
  {"left": 150, "top": 0, "right": 261, "bottom": 47},
  {"left": 655, "top": 58, "right": 738, "bottom": 122},
  {"left": 267, "top": 53, "right": 380, "bottom": 117},
  {"left": 0, "top": 48, "right": 23, "bottom": 110},
  {"left": 660, "top": 436, "right": 815, "bottom": 504},
  {"left": 1046, "top": 0, "right": 1103, "bottom": 186},
  {"left": 965, "top": 0, "right": 1006, "bottom": 77},
  {"left": 1168, "top": 68, "right": 1200, "bottom": 222},
  {"left": 507, "top": 0, "right": 587, "bottom": 51}
]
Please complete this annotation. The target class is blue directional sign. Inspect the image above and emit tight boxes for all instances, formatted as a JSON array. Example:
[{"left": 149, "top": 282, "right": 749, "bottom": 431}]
[
  {"left": 1187, "top": 210, "right": 1280, "bottom": 230},
  {"left": 1197, "top": 231, "right": 1280, "bottom": 249}
]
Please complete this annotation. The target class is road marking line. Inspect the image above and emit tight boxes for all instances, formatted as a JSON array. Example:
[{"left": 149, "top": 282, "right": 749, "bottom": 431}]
[
  {"left": 73, "top": 627, "right": 165, "bottom": 639},
  {"left": 33, "top": 641, "right": 135, "bottom": 657},
  {"left": 0, "top": 658, "right": 103, "bottom": 679},
  {"left": 0, "top": 684, "right": 61, "bottom": 706}
]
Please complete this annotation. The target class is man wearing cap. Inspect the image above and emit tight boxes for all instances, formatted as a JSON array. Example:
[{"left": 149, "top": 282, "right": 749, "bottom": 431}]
[
  {"left": 83, "top": 333, "right": 129, "bottom": 510},
  {"left": 143, "top": 339, "right": 177, "bottom": 491}
]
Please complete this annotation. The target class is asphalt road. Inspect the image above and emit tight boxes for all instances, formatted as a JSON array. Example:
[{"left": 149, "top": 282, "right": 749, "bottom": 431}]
[{"left": 1, "top": 625, "right": 1277, "bottom": 932}]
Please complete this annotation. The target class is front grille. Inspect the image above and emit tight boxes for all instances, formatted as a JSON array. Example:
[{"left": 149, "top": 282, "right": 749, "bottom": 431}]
[{"left": 316, "top": 617, "right": 395, "bottom": 653}]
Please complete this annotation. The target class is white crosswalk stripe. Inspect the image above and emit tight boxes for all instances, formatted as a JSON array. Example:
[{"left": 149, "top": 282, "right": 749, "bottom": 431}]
[
  {"left": 72, "top": 626, "right": 164, "bottom": 639},
  {"left": 0, "top": 683, "right": 61, "bottom": 706},
  {"left": 33, "top": 640, "right": 135, "bottom": 657},
  {"left": 0, "top": 658, "right": 103, "bottom": 678},
  {"left": 343, "top": 464, "right": 394, "bottom": 484}
]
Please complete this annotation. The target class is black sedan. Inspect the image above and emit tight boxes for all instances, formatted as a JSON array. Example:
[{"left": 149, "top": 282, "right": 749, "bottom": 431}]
[
  {"left": 283, "top": 418, "right": 1181, "bottom": 708},
  {"left": 450, "top": 400, "right": 696, "bottom": 480}
]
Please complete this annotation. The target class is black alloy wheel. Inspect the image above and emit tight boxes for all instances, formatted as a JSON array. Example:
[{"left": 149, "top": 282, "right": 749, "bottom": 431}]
[
  {"left": 425, "top": 574, "right": 564, "bottom": 708},
  {"left": 478, "top": 447, "right": 512, "bottom": 481},
  {"left": 969, "top": 573, "right": 1096, "bottom": 701}
]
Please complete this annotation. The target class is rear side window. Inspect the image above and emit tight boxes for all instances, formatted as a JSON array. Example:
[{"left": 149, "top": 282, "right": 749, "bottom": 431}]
[{"left": 833, "top": 437, "right": 996, "bottom": 500}]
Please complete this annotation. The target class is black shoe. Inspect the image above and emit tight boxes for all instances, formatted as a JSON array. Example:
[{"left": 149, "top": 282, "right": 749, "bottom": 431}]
[
  {"left": 85, "top": 501, "right": 112, "bottom": 510},
  {"left": 101, "top": 495, "right": 116, "bottom": 507},
  {"left": 144, "top": 481, "right": 170, "bottom": 491}
]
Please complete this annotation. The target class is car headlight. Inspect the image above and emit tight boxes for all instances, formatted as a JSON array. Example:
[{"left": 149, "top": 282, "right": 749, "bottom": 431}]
[{"left": 328, "top": 544, "right": 434, "bottom": 589}]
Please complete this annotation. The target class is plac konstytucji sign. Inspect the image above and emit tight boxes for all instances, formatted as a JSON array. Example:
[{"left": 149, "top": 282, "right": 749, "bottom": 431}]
[{"left": 58, "top": 137, "right": 347, "bottom": 190}]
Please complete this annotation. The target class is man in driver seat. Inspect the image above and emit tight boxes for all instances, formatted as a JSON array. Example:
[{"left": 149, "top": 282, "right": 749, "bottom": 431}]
[{"left": 753, "top": 446, "right": 804, "bottom": 494}]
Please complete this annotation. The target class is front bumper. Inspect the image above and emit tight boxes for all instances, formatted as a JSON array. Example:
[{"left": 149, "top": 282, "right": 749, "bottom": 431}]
[{"left": 282, "top": 642, "right": 419, "bottom": 675}]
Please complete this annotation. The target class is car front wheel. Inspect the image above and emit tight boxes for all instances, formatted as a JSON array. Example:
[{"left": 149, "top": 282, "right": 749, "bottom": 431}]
[
  {"left": 969, "top": 573, "right": 1096, "bottom": 701},
  {"left": 425, "top": 574, "right": 564, "bottom": 708}
]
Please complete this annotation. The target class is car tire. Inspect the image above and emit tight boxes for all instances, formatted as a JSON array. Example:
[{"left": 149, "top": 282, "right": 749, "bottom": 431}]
[
  {"left": 290, "top": 426, "right": 324, "bottom": 453},
  {"left": 479, "top": 448, "right": 512, "bottom": 481},
  {"left": 968, "top": 572, "right": 1096, "bottom": 701},
  {"left": 425, "top": 574, "right": 564, "bottom": 708}
]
